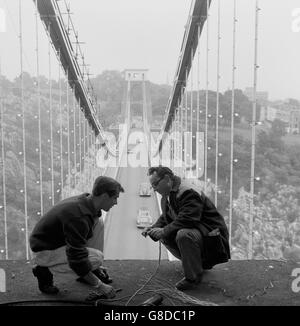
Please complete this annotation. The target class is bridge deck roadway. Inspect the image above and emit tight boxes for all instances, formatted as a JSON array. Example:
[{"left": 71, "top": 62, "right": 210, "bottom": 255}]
[{"left": 104, "top": 165, "right": 168, "bottom": 260}]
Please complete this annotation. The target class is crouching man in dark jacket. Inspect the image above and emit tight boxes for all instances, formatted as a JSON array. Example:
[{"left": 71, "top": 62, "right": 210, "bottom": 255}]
[
  {"left": 143, "top": 166, "right": 230, "bottom": 291},
  {"left": 30, "top": 176, "right": 124, "bottom": 297}
]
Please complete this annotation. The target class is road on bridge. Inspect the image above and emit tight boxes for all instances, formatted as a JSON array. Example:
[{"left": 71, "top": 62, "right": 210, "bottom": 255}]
[
  {"left": 103, "top": 131, "right": 168, "bottom": 260},
  {"left": 104, "top": 165, "right": 168, "bottom": 260}
]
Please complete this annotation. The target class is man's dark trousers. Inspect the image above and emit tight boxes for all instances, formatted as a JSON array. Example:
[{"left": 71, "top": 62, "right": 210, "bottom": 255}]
[{"left": 162, "top": 228, "right": 204, "bottom": 281}]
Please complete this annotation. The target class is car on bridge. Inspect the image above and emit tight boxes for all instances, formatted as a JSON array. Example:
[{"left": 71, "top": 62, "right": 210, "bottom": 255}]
[
  {"left": 139, "top": 182, "right": 151, "bottom": 197},
  {"left": 136, "top": 208, "right": 153, "bottom": 229}
]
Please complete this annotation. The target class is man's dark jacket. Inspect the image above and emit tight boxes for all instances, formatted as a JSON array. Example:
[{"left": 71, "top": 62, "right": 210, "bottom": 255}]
[
  {"left": 152, "top": 177, "right": 230, "bottom": 266},
  {"left": 30, "top": 193, "right": 100, "bottom": 276}
]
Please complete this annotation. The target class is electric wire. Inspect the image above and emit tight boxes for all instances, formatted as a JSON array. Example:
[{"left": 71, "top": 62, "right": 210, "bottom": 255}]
[{"left": 124, "top": 241, "right": 162, "bottom": 306}]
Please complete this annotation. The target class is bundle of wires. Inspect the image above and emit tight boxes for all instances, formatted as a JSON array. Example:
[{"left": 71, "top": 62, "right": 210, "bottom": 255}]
[{"left": 91, "top": 241, "right": 218, "bottom": 307}]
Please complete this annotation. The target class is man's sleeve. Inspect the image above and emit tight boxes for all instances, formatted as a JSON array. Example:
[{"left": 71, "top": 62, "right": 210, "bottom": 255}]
[
  {"left": 163, "top": 190, "right": 204, "bottom": 238},
  {"left": 151, "top": 196, "right": 167, "bottom": 228},
  {"left": 151, "top": 213, "right": 167, "bottom": 228},
  {"left": 63, "top": 218, "right": 93, "bottom": 276}
]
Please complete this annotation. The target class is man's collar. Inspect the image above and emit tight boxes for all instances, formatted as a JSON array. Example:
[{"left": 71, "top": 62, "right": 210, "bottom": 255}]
[{"left": 86, "top": 194, "right": 101, "bottom": 218}]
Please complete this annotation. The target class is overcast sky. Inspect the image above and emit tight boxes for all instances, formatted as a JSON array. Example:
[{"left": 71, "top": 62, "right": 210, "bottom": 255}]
[{"left": 0, "top": 0, "right": 300, "bottom": 101}]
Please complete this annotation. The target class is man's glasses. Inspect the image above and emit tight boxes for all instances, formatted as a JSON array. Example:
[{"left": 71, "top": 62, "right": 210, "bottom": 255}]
[{"left": 151, "top": 176, "right": 164, "bottom": 188}]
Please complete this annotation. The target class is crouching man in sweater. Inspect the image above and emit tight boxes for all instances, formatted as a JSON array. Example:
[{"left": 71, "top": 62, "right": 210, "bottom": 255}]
[{"left": 30, "top": 176, "right": 124, "bottom": 297}]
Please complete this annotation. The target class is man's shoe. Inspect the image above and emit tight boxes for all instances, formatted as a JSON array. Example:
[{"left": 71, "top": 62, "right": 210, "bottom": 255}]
[
  {"left": 175, "top": 275, "right": 202, "bottom": 291},
  {"left": 203, "top": 263, "right": 213, "bottom": 270},
  {"left": 32, "top": 266, "right": 59, "bottom": 295}
]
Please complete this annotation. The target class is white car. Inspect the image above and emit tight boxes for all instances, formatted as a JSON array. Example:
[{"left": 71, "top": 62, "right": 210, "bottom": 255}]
[
  {"left": 136, "top": 208, "right": 153, "bottom": 229},
  {"left": 139, "top": 182, "right": 151, "bottom": 197}
]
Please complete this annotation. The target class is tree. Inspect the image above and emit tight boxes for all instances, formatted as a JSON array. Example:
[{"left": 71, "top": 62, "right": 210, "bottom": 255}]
[
  {"left": 231, "top": 185, "right": 300, "bottom": 260},
  {"left": 270, "top": 119, "right": 287, "bottom": 137}
]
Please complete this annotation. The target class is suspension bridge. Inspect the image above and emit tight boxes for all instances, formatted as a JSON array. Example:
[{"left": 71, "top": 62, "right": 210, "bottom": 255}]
[{"left": 0, "top": 0, "right": 299, "bottom": 306}]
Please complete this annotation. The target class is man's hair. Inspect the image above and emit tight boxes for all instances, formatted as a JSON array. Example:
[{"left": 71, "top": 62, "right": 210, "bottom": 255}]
[
  {"left": 92, "top": 176, "right": 124, "bottom": 197},
  {"left": 148, "top": 166, "right": 174, "bottom": 179}
]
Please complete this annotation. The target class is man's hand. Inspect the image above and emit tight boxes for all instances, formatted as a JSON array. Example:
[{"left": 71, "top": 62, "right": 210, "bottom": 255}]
[
  {"left": 82, "top": 271, "right": 116, "bottom": 299},
  {"left": 94, "top": 280, "right": 116, "bottom": 299},
  {"left": 147, "top": 228, "right": 165, "bottom": 241},
  {"left": 141, "top": 227, "right": 152, "bottom": 238},
  {"left": 83, "top": 271, "right": 102, "bottom": 286}
]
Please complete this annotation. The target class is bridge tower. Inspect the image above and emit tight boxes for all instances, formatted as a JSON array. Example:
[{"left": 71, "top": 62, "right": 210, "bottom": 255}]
[{"left": 122, "top": 69, "right": 152, "bottom": 129}]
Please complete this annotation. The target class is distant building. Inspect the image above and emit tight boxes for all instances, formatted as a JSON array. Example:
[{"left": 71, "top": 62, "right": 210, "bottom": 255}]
[
  {"left": 289, "top": 110, "right": 300, "bottom": 134},
  {"left": 260, "top": 100, "right": 300, "bottom": 134},
  {"left": 244, "top": 87, "right": 269, "bottom": 105}
]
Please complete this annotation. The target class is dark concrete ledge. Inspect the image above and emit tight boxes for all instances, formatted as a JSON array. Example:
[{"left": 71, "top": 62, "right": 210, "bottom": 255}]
[{"left": 0, "top": 259, "right": 299, "bottom": 306}]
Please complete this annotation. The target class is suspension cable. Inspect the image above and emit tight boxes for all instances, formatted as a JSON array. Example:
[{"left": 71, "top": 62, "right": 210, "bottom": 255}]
[
  {"left": 58, "top": 49, "right": 64, "bottom": 199},
  {"left": 18, "top": 0, "right": 29, "bottom": 260},
  {"left": 0, "top": 99, "right": 8, "bottom": 259},
  {"left": 87, "top": 120, "right": 90, "bottom": 188},
  {"left": 73, "top": 87, "right": 77, "bottom": 187},
  {"left": 89, "top": 128, "right": 92, "bottom": 185},
  {"left": 175, "top": 105, "right": 179, "bottom": 175},
  {"left": 83, "top": 116, "right": 86, "bottom": 189},
  {"left": 229, "top": 0, "right": 237, "bottom": 248},
  {"left": 91, "top": 128, "right": 94, "bottom": 184},
  {"left": 180, "top": 87, "right": 184, "bottom": 177},
  {"left": 35, "top": 0, "right": 44, "bottom": 216},
  {"left": 204, "top": 0, "right": 210, "bottom": 193},
  {"left": 196, "top": 22, "right": 201, "bottom": 181},
  {"left": 66, "top": 71, "right": 71, "bottom": 196},
  {"left": 215, "top": 0, "right": 221, "bottom": 207},
  {"left": 86, "top": 121, "right": 90, "bottom": 187},
  {"left": 177, "top": 104, "right": 181, "bottom": 176},
  {"left": 3, "top": 0, "right": 34, "bottom": 74},
  {"left": 78, "top": 100, "right": 82, "bottom": 189},
  {"left": 91, "top": 130, "right": 94, "bottom": 182},
  {"left": 190, "top": 48, "right": 194, "bottom": 178},
  {"left": 170, "top": 119, "right": 174, "bottom": 171},
  {"left": 184, "top": 69, "right": 188, "bottom": 178},
  {"left": 173, "top": 107, "right": 176, "bottom": 173},
  {"left": 47, "top": 22, "right": 55, "bottom": 206},
  {"left": 249, "top": 0, "right": 260, "bottom": 260},
  {"left": 93, "top": 132, "right": 96, "bottom": 181}
]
